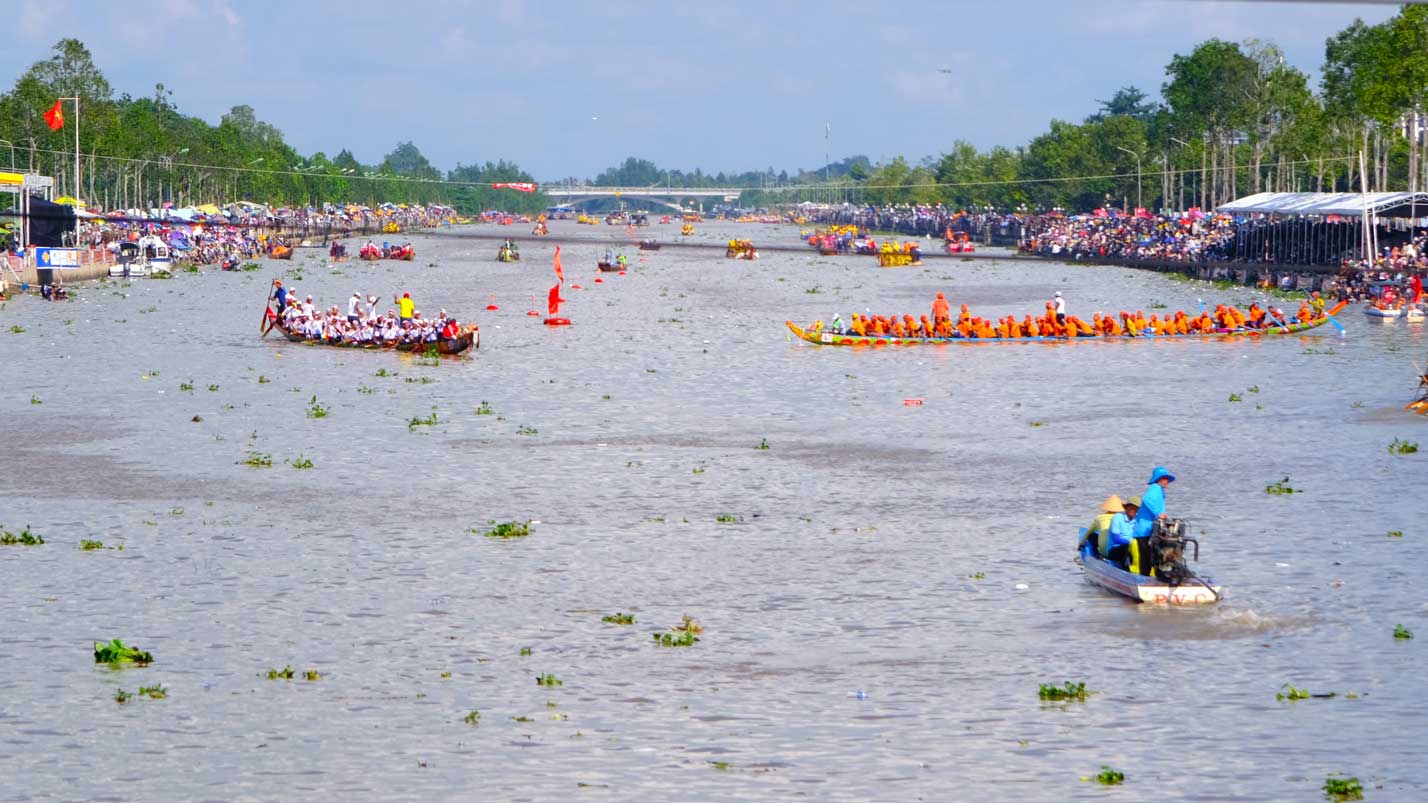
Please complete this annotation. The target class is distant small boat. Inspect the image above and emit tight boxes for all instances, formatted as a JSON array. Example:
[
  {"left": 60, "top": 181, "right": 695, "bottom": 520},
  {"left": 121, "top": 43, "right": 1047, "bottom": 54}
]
[{"left": 1364, "top": 305, "right": 1401, "bottom": 319}]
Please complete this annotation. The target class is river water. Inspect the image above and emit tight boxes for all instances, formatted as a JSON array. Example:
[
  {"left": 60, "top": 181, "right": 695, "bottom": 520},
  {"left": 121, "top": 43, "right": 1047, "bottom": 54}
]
[{"left": 4, "top": 221, "right": 1426, "bottom": 802}]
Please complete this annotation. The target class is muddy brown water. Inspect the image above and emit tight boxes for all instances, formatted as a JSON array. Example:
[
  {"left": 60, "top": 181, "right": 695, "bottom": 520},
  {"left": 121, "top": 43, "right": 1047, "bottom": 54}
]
[{"left": 3, "top": 220, "right": 1426, "bottom": 801}]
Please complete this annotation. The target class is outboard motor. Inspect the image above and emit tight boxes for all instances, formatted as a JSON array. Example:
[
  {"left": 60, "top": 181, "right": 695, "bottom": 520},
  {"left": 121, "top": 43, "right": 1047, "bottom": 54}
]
[{"left": 1147, "top": 518, "right": 1199, "bottom": 586}]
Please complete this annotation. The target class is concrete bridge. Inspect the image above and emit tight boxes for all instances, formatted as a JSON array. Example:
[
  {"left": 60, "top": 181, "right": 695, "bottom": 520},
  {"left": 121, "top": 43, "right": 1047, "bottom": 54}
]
[{"left": 543, "top": 186, "right": 741, "bottom": 212}]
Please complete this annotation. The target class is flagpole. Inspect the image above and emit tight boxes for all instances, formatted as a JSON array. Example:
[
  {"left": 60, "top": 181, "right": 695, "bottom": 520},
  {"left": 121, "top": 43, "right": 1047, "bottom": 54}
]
[{"left": 59, "top": 97, "right": 80, "bottom": 200}]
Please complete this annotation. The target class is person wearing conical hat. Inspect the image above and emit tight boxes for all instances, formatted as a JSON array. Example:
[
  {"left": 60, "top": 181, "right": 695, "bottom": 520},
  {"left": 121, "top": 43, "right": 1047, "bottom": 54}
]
[{"left": 1080, "top": 495, "right": 1123, "bottom": 555}]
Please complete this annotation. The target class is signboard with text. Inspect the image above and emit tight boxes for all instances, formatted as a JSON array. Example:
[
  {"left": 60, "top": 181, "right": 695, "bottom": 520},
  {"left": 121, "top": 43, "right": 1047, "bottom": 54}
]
[{"left": 36, "top": 247, "right": 80, "bottom": 270}]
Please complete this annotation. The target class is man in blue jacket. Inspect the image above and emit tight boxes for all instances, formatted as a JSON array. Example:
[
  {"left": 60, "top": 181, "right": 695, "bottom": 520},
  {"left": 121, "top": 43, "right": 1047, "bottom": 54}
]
[{"left": 1132, "top": 466, "right": 1174, "bottom": 539}]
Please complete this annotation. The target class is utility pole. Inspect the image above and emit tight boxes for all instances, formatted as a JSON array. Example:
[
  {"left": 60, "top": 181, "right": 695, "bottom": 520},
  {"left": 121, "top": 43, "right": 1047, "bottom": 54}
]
[{"left": 1116, "top": 147, "right": 1142, "bottom": 211}]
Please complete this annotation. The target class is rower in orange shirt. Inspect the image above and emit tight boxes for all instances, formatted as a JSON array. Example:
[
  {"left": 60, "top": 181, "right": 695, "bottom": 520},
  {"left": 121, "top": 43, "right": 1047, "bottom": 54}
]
[{"left": 1022, "top": 315, "right": 1040, "bottom": 337}]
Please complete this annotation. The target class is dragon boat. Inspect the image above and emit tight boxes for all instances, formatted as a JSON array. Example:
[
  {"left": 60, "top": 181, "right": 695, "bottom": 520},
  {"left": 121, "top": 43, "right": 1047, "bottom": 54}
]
[
  {"left": 787, "top": 301, "right": 1348, "bottom": 346},
  {"left": 270, "top": 319, "right": 477, "bottom": 355}
]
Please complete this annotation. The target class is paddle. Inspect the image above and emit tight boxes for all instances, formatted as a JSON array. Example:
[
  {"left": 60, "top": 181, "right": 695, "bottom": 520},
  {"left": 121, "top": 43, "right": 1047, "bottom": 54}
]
[
  {"left": 1323, "top": 304, "right": 1346, "bottom": 335},
  {"left": 260, "top": 278, "right": 277, "bottom": 337}
]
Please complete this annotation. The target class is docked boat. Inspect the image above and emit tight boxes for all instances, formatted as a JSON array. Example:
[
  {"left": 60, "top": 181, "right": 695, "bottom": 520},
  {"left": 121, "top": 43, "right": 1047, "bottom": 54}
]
[
  {"left": 1077, "top": 529, "right": 1222, "bottom": 605},
  {"left": 270, "top": 319, "right": 477, "bottom": 354},
  {"left": 787, "top": 301, "right": 1348, "bottom": 346}
]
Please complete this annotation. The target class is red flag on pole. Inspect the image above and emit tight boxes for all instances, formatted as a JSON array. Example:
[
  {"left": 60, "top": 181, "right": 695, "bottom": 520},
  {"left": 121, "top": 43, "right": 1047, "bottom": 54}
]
[
  {"left": 553, "top": 245, "right": 564, "bottom": 282},
  {"left": 44, "top": 100, "right": 64, "bottom": 131},
  {"left": 493, "top": 182, "right": 537, "bottom": 193},
  {"left": 547, "top": 284, "right": 564, "bottom": 315}
]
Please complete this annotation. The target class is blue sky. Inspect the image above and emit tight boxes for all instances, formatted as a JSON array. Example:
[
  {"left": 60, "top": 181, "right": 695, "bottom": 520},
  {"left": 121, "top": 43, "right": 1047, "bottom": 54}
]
[{"left": 5, "top": 0, "right": 1398, "bottom": 181}]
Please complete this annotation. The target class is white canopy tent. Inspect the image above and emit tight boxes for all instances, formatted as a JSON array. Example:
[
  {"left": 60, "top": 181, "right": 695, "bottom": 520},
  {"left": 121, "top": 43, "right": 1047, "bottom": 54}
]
[{"left": 1219, "top": 192, "right": 1428, "bottom": 218}]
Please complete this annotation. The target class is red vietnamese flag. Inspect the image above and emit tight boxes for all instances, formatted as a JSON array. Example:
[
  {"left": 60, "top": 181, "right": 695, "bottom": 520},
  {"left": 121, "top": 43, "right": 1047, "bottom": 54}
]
[
  {"left": 493, "top": 182, "right": 537, "bottom": 193},
  {"left": 548, "top": 284, "right": 564, "bottom": 315},
  {"left": 553, "top": 245, "right": 564, "bottom": 282},
  {"left": 44, "top": 100, "right": 64, "bottom": 131}
]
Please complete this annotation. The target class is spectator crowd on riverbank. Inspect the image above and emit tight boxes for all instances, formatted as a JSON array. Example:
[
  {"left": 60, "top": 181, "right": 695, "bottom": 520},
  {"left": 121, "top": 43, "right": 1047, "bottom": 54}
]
[{"left": 59, "top": 202, "right": 459, "bottom": 268}]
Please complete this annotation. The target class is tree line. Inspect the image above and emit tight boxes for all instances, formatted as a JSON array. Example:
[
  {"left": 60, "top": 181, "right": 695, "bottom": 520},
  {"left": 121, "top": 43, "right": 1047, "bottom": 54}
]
[
  {"left": 0, "top": 39, "right": 549, "bottom": 215},
  {"left": 595, "top": 7, "right": 1428, "bottom": 212}
]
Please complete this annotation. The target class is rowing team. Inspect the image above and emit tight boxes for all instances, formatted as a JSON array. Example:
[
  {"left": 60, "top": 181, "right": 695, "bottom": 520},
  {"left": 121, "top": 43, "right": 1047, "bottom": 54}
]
[
  {"left": 836, "top": 294, "right": 1324, "bottom": 339},
  {"left": 273, "top": 292, "right": 468, "bottom": 345}
]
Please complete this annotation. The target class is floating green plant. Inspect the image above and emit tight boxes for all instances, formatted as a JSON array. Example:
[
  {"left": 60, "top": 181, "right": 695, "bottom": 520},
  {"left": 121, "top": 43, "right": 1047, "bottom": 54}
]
[
  {"left": 478, "top": 520, "right": 531, "bottom": 539},
  {"left": 179, "top": 381, "right": 194, "bottom": 392},
  {"left": 114, "top": 689, "right": 132, "bottom": 703},
  {"left": 1094, "top": 766, "right": 1125, "bottom": 786},
  {"left": 756, "top": 437, "right": 769, "bottom": 450},
  {"left": 408, "top": 407, "right": 439, "bottom": 431},
  {"left": 602, "top": 612, "right": 636, "bottom": 625},
  {"left": 1303, "top": 347, "right": 1337, "bottom": 355},
  {"left": 512, "top": 715, "right": 533, "bottom": 722},
  {"left": 1228, "top": 393, "right": 1242, "bottom": 402},
  {"left": 303, "top": 669, "right": 321, "bottom": 681},
  {"left": 241, "top": 262, "right": 260, "bottom": 271},
  {"left": 1248, "top": 385, "right": 1260, "bottom": 393},
  {"left": 715, "top": 514, "right": 740, "bottom": 523},
  {"left": 601, "top": 394, "right": 611, "bottom": 401},
  {"left": 1038, "top": 682, "right": 1089, "bottom": 702},
  {"left": 206, "top": 384, "right": 220, "bottom": 392},
  {"left": 517, "top": 424, "right": 538, "bottom": 436},
  {"left": 1351, "top": 401, "right": 1364, "bottom": 409},
  {"left": 969, "top": 572, "right": 986, "bottom": 580},
  {"left": 1388, "top": 438, "right": 1419, "bottom": 455},
  {"left": 1029, "top": 421, "right": 1046, "bottom": 427},
  {"left": 289, "top": 455, "right": 314, "bottom": 470},
  {"left": 258, "top": 375, "right": 270, "bottom": 384},
  {"left": 519, "top": 647, "right": 532, "bottom": 657},
  {"left": 654, "top": 630, "right": 699, "bottom": 647},
  {"left": 1322, "top": 776, "right": 1363, "bottom": 801},
  {"left": 374, "top": 368, "right": 395, "bottom": 378},
  {"left": 535, "top": 673, "right": 563, "bottom": 687},
  {"left": 10, "top": 324, "right": 25, "bottom": 333},
  {"left": 242, "top": 451, "right": 273, "bottom": 467},
  {"left": 805, "top": 285, "right": 822, "bottom": 294},
  {"left": 1277, "top": 684, "right": 1311, "bottom": 701},
  {"left": 168, "top": 507, "right": 184, "bottom": 517},
  {"left": 1265, "top": 477, "right": 1300, "bottom": 495},
  {"left": 404, "top": 376, "right": 435, "bottom": 384},
  {"left": 462, "top": 709, "right": 480, "bottom": 725},
  {"left": 138, "top": 684, "right": 167, "bottom": 699},
  {"left": 356, "top": 385, "right": 376, "bottom": 394},
  {"left": 94, "top": 639, "right": 152, "bottom": 665},
  {"left": 0, "top": 525, "right": 43, "bottom": 546},
  {"left": 306, "top": 395, "right": 329, "bottom": 418},
  {"left": 265, "top": 665, "right": 295, "bottom": 680},
  {"left": 1394, "top": 624, "right": 1413, "bottom": 639},
  {"left": 474, "top": 401, "right": 494, "bottom": 416},
  {"left": 710, "top": 761, "right": 730, "bottom": 771},
  {"left": 29, "top": 395, "right": 41, "bottom": 404},
  {"left": 80, "top": 539, "right": 105, "bottom": 550},
  {"left": 1388, "top": 530, "right": 1403, "bottom": 538}
]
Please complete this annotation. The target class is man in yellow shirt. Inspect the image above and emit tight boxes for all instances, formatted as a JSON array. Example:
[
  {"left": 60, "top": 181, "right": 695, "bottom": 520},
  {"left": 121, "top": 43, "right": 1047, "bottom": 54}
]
[{"left": 396, "top": 292, "right": 415, "bottom": 322}]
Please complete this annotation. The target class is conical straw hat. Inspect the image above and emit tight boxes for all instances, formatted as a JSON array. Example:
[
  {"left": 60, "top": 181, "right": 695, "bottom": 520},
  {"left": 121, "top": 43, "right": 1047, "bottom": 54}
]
[{"left": 1100, "top": 495, "right": 1125, "bottom": 514}]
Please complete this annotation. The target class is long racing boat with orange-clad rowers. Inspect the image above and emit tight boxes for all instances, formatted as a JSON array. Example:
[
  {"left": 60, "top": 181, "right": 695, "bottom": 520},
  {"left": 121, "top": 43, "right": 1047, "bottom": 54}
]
[{"left": 787, "top": 300, "right": 1349, "bottom": 346}]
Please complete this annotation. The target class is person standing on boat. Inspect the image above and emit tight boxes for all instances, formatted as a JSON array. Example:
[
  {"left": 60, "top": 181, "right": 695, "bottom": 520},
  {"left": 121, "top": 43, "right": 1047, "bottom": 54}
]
[
  {"left": 1052, "top": 291, "right": 1066, "bottom": 326},
  {"left": 272, "top": 280, "right": 287, "bottom": 312},
  {"left": 397, "top": 292, "right": 415, "bottom": 322},
  {"left": 1131, "top": 467, "right": 1173, "bottom": 541},
  {"left": 347, "top": 292, "right": 362, "bottom": 324},
  {"left": 932, "top": 292, "right": 951, "bottom": 326}
]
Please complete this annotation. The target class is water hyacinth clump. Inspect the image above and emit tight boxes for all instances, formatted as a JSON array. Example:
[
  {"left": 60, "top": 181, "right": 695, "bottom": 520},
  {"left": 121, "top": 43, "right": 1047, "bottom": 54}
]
[
  {"left": 1322, "top": 776, "right": 1363, "bottom": 801},
  {"left": 1038, "top": 682, "right": 1089, "bottom": 702},
  {"left": 478, "top": 520, "right": 532, "bottom": 539},
  {"left": 601, "top": 612, "right": 636, "bottom": 625},
  {"left": 1394, "top": 624, "right": 1413, "bottom": 639},
  {"left": 265, "top": 665, "right": 295, "bottom": 680},
  {"left": 1094, "top": 766, "right": 1125, "bottom": 786},
  {"left": 0, "top": 525, "right": 43, "bottom": 546},
  {"left": 1265, "top": 477, "right": 1300, "bottom": 495},
  {"left": 1388, "top": 438, "right": 1418, "bottom": 455},
  {"left": 535, "top": 673, "right": 563, "bottom": 687},
  {"left": 94, "top": 639, "right": 152, "bottom": 665}
]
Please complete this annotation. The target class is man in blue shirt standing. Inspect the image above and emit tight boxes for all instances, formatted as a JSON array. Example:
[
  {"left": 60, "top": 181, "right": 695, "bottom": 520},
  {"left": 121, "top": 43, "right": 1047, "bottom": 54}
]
[{"left": 1132, "top": 466, "right": 1174, "bottom": 540}]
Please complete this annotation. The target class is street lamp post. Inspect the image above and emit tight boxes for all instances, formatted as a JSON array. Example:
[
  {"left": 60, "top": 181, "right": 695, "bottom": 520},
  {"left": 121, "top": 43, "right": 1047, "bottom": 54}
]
[
  {"left": 1116, "top": 146, "right": 1142, "bottom": 211},
  {"left": 1170, "top": 138, "right": 1192, "bottom": 212}
]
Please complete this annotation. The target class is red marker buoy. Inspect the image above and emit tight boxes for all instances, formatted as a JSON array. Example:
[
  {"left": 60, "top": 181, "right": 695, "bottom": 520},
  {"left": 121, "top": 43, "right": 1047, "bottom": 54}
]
[
  {"left": 594, "top": 276, "right": 603, "bottom": 283},
  {"left": 485, "top": 292, "right": 499, "bottom": 311},
  {"left": 527, "top": 310, "right": 540, "bottom": 316},
  {"left": 618, "top": 271, "right": 627, "bottom": 276},
  {"left": 544, "top": 317, "right": 572, "bottom": 326},
  {"left": 570, "top": 283, "right": 583, "bottom": 290}
]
